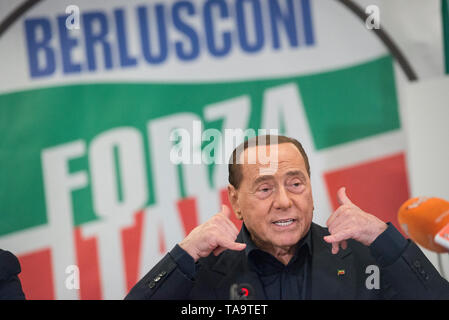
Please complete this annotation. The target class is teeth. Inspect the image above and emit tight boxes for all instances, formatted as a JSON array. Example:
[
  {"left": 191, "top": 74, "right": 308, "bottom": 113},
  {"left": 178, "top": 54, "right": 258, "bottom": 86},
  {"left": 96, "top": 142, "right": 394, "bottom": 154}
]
[{"left": 273, "top": 219, "right": 294, "bottom": 226}]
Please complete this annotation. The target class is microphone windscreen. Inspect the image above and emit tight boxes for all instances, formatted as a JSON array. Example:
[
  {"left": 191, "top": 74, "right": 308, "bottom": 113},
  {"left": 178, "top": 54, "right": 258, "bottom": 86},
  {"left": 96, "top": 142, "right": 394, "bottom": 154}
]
[{"left": 398, "top": 197, "right": 449, "bottom": 252}]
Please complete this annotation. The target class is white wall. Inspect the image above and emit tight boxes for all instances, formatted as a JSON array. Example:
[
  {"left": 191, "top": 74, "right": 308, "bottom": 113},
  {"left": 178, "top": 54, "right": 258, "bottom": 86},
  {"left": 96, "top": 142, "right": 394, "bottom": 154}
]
[{"left": 403, "top": 76, "right": 449, "bottom": 280}]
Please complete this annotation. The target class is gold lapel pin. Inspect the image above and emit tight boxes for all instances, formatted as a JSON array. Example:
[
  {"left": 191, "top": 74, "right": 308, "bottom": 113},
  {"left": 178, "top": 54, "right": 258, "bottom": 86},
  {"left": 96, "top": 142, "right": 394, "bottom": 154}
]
[{"left": 337, "top": 269, "right": 345, "bottom": 276}]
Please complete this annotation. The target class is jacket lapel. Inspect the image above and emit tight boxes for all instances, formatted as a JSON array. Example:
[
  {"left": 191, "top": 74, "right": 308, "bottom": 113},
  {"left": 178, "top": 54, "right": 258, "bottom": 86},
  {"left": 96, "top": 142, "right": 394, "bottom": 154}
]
[
  {"left": 310, "top": 223, "right": 356, "bottom": 299},
  {"left": 209, "top": 228, "right": 267, "bottom": 300},
  {"left": 211, "top": 250, "right": 267, "bottom": 300},
  {"left": 215, "top": 257, "right": 266, "bottom": 300}
]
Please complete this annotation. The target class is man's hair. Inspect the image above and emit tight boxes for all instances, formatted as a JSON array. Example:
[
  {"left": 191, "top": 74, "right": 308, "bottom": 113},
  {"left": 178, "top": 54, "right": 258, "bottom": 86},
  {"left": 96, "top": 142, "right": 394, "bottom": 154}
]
[{"left": 228, "top": 135, "right": 311, "bottom": 189}]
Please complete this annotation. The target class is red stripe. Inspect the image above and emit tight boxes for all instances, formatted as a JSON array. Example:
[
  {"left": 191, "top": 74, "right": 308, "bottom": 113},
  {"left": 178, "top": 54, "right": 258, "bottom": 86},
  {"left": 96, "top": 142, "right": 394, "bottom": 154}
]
[
  {"left": 74, "top": 228, "right": 102, "bottom": 300},
  {"left": 121, "top": 210, "right": 144, "bottom": 292},
  {"left": 220, "top": 189, "right": 243, "bottom": 230},
  {"left": 177, "top": 197, "right": 199, "bottom": 236},
  {"left": 18, "top": 248, "right": 54, "bottom": 300},
  {"left": 324, "top": 152, "right": 410, "bottom": 235},
  {"left": 158, "top": 225, "right": 167, "bottom": 254}
]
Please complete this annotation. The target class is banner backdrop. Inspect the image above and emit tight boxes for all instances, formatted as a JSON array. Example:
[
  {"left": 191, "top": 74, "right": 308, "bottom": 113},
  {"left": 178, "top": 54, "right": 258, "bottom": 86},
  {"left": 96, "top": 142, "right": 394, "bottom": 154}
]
[{"left": 0, "top": 0, "right": 412, "bottom": 299}]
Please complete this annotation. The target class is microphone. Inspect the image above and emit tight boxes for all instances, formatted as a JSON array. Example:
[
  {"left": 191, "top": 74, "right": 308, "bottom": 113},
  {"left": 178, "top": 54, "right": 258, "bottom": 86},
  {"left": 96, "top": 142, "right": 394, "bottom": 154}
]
[
  {"left": 229, "top": 283, "right": 255, "bottom": 300},
  {"left": 398, "top": 197, "right": 449, "bottom": 252}
]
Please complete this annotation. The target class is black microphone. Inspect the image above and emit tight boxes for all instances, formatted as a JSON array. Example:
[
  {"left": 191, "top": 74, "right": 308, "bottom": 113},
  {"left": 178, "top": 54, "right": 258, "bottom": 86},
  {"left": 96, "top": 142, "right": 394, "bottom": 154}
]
[{"left": 229, "top": 283, "right": 255, "bottom": 300}]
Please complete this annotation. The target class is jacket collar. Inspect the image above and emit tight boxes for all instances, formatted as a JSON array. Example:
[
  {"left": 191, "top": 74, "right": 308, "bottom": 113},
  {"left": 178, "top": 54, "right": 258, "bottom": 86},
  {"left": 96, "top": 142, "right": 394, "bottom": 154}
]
[
  {"left": 211, "top": 227, "right": 267, "bottom": 299},
  {"left": 209, "top": 223, "right": 355, "bottom": 299}
]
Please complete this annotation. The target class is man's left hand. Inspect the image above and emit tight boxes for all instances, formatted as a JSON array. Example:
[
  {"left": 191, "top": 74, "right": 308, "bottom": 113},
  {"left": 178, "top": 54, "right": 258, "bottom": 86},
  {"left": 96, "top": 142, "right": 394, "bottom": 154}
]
[{"left": 324, "top": 187, "right": 387, "bottom": 254}]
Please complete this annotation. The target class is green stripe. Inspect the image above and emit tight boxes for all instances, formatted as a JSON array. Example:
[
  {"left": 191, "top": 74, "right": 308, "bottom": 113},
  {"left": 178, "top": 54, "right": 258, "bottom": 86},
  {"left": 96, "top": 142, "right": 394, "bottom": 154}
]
[
  {"left": 443, "top": 0, "right": 449, "bottom": 74},
  {"left": 300, "top": 55, "right": 399, "bottom": 149},
  {"left": 113, "top": 146, "right": 124, "bottom": 203}
]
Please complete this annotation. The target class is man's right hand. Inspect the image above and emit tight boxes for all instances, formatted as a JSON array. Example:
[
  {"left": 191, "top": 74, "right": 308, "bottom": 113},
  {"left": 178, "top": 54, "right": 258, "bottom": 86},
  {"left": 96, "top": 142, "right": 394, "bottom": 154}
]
[{"left": 178, "top": 205, "right": 246, "bottom": 262}]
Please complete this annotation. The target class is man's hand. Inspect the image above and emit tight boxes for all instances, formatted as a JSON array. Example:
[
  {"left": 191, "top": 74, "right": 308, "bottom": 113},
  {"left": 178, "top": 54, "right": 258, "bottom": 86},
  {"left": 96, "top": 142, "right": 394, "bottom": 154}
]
[
  {"left": 324, "top": 187, "right": 387, "bottom": 254},
  {"left": 179, "top": 205, "right": 246, "bottom": 262}
]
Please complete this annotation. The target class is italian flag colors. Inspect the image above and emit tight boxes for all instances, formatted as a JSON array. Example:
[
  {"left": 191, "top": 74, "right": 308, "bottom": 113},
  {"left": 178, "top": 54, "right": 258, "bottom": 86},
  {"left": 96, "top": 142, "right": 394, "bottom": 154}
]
[{"left": 0, "top": 55, "right": 409, "bottom": 299}]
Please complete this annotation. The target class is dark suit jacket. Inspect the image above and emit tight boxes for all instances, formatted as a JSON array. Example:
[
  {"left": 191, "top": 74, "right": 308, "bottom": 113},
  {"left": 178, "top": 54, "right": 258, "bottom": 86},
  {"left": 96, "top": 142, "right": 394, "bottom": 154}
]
[
  {"left": 0, "top": 249, "right": 26, "bottom": 300},
  {"left": 125, "top": 223, "right": 449, "bottom": 300}
]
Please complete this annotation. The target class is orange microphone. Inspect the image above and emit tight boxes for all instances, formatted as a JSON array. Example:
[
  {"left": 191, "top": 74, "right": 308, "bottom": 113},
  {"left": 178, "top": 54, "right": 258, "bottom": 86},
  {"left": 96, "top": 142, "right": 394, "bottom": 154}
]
[{"left": 398, "top": 197, "right": 449, "bottom": 253}]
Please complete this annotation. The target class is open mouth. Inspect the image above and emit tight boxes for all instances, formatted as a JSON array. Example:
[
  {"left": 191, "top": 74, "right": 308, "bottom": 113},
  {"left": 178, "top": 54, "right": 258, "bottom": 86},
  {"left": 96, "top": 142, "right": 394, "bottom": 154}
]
[{"left": 272, "top": 218, "right": 296, "bottom": 227}]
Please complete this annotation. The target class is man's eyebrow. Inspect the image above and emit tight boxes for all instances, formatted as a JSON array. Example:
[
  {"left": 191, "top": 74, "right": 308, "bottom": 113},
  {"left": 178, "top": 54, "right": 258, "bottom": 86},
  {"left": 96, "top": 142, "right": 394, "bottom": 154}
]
[
  {"left": 251, "top": 170, "right": 306, "bottom": 187},
  {"left": 252, "top": 175, "right": 275, "bottom": 187},
  {"left": 285, "top": 170, "right": 307, "bottom": 180}
]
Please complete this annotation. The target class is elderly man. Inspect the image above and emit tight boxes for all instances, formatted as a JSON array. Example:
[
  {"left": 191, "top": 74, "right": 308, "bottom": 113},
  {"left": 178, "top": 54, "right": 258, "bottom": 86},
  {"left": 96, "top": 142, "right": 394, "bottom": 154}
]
[{"left": 125, "top": 135, "right": 449, "bottom": 299}]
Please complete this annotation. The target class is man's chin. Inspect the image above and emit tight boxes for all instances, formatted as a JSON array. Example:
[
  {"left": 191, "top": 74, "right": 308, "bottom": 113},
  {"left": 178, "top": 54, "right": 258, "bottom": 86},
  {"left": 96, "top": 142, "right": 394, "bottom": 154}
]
[{"left": 271, "top": 234, "right": 302, "bottom": 249}]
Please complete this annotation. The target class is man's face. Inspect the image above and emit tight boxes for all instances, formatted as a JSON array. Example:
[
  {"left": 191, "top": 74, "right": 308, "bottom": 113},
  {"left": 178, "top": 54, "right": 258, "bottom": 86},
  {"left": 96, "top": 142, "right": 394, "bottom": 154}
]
[{"left": 230, "top": 143, "right": 314, "bottom": 252}]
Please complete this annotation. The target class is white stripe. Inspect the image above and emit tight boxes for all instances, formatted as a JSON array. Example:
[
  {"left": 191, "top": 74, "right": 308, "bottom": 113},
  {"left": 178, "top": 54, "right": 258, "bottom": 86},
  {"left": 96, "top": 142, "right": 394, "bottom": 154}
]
[{"left": 316, "top": 129, "right": 407, "bottom": 173}]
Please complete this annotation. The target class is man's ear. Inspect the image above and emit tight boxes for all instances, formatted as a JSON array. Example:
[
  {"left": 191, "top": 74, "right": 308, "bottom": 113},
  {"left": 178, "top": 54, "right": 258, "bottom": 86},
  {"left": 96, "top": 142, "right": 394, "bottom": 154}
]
[{"left": 227, "top": 184, "right": 243, "bottom": 220}]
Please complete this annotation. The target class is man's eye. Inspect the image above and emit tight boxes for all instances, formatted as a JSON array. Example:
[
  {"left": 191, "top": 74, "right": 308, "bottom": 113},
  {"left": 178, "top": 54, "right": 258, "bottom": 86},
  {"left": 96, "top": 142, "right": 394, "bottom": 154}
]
[
  {"left": 255, "top": 186, "right": 273, "bottom": 199},
  {"left": 288, "top": 181, "right": 304, "bottom": 192},
  {"left": 258, "top": 186, "right": 273, "bottom": 193}
]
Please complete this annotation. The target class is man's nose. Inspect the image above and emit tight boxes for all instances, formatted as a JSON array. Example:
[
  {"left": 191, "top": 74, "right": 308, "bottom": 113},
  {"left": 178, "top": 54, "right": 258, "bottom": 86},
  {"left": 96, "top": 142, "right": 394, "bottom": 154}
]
[{"left": 273, "top": 185, "right": 292, "bottom": 210}]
